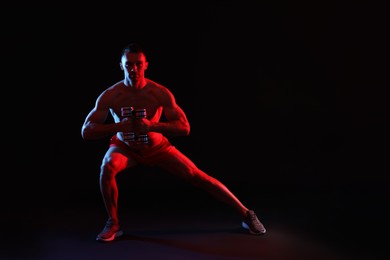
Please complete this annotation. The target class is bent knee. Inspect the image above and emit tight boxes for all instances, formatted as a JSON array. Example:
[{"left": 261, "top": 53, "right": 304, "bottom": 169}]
[{"left": 100, "top": 158, "right": 127, "bottom": 177}]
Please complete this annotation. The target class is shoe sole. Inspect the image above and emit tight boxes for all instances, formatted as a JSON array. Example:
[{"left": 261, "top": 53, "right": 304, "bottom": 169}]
[
  {"left": 242, "top": 222, "right": 266, "bottom": 235},
  {"left": 96, "top": 230, "right": 124, "bottom": 242}
]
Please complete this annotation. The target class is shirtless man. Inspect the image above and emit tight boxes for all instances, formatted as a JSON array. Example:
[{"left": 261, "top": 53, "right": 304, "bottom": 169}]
[{"left": 81, "top": 42, "right": 266, "bottom": 242}]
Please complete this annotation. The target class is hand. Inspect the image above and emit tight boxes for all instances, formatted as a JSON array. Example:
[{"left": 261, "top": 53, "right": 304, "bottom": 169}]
[
  {"left": 134, "top": 117, "right": 151, "bottom": 134},
  {"left": 120, "top": 117, "right": 134, "bottom": 132}
]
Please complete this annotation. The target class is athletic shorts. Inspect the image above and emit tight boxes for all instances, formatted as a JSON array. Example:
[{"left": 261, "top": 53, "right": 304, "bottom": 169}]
[{"left": 109, "top": 135, "right": 176, "bottom": 166}]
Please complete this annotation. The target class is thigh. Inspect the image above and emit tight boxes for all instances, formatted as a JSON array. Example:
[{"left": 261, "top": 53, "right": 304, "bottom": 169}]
[
  {"left": 156, "top": 147, "right": 199, "bottom": 178},
  {"left": 102, "top": 146, "right": 138, "bottom": 171}
]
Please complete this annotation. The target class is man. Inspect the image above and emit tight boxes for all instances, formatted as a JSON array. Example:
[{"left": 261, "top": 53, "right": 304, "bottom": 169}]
[{"left": 81, "top": 43, "right": 266, "bottom": 242}]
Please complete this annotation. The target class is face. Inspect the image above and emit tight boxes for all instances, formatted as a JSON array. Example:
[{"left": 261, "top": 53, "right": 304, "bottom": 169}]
[{"left": 120, "top": 52, "right": 148, "bottom": 87}]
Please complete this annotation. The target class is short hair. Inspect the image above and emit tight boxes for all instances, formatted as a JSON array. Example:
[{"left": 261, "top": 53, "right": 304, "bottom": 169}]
[{"left": 121, "top": 42, "right": 146, "bottom": 58}]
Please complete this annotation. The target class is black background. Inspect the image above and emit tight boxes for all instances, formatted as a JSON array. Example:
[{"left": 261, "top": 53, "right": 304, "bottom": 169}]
[{"left": 2, "top": 2, "right": 389, "bottom": 259}]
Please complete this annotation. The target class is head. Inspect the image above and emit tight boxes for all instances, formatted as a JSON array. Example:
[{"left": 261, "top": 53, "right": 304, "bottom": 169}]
[{"left": 119, "top": 43, "right": 149, "bottom": 88}]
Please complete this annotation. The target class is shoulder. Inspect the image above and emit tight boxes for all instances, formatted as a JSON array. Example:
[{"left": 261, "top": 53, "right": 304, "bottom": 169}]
[
  {"left": 99, "top": 81, "right": 125, "bottom": 97},
  {"left": 145, "top": 79, "right": 172, "bottom": 96},
  {"left": 95, "top": 81, "right": 125, "bottom": 106},
  {"left": 144, "top": 79, "right": 176, "bottom": 105},
  {"left": 105, "top": 80, "right": 125, "bottom": 93},
  {"left": 145, "top": 78, "right": 167, "bottom": 90}
]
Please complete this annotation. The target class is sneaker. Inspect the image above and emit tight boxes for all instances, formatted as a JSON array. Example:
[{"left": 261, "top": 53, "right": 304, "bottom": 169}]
[
  {"left": 96, "top": 220, "right": 124, "bottom": 242},
  {"left": 242, "top": 210, "right": 266, "bottom": 235}
]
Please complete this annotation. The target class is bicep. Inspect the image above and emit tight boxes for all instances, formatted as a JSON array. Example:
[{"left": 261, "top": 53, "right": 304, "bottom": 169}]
[
  {"left": 84, "top": 107, "right": 109, "bottom": 124},
  {"left": 84, "top": 94, "right": 110, "bottom": 124},
  {"left": 161, "top": 90, "right": 188, "bottom": 123},
  {"left": 164, "top": 103, "right": 187, "bottom": 122}
]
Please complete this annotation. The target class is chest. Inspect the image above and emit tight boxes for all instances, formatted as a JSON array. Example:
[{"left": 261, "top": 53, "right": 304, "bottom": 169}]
[{"left": 110, "top": 91, "right": 160, "bottom": 121}]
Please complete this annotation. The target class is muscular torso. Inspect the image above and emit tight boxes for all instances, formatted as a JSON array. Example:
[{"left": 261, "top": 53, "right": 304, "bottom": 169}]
[{"left": 107, "top": 79, "right": 167, "bottom": 153}]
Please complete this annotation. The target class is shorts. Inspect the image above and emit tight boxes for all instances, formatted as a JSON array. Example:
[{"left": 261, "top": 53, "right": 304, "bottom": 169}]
[{"left": 109, "top": 135, "right": 176, "bottom": 166}]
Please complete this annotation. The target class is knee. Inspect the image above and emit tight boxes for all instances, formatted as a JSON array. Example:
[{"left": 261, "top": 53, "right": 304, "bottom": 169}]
[
  {"left": 100, "top": 159, "right": 122, "bottom": 179},
  {"left": 189, "top": 170, "right": 218, "bottom": 188}
]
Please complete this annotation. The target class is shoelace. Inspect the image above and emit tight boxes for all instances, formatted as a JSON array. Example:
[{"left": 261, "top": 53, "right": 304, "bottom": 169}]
[{"left": 249, "top": 213, "right": 262, "bottom": 228}]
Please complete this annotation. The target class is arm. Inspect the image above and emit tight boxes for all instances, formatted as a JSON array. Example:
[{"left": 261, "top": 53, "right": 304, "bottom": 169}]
[
  {"left": 148, "top": 87, "right": 190, "bottom": 137},
  {"left": 81, "top": 90, "right": 129, "bottom": 140}
]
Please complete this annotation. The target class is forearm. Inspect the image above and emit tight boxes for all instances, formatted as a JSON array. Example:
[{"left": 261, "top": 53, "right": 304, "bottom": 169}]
[
  {"left": 81, "top": 122, "right": 121, "bottom": 140},
  {"left": 149, "top": 121, "right": 190, "bottom": 137}
]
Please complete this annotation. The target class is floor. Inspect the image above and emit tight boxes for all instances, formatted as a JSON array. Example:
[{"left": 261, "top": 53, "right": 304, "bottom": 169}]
[{"left": 3, "top": 181, "right": 388, "bottom": 260}]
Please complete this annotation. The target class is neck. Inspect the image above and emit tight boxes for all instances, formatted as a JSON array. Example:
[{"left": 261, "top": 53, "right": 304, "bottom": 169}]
[{"left": 125, "top": 78, "right": 146, "bottom": 90}]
